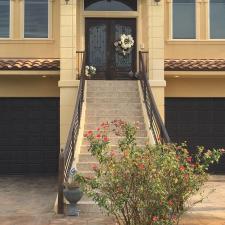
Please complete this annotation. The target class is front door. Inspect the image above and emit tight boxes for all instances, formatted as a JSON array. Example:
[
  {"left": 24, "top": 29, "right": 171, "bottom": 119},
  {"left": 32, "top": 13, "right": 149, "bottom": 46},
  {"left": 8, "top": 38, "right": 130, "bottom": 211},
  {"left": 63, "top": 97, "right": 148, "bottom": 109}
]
[{"left": 85, "top": 18, "right": 136, "bottom": 80}]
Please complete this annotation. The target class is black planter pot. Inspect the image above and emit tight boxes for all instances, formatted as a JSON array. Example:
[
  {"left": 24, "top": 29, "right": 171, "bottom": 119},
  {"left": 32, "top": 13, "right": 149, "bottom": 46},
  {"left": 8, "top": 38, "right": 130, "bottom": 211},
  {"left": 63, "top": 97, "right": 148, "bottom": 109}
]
[{"left": 63, "top": 187, "right": 83, "bottom": 216}]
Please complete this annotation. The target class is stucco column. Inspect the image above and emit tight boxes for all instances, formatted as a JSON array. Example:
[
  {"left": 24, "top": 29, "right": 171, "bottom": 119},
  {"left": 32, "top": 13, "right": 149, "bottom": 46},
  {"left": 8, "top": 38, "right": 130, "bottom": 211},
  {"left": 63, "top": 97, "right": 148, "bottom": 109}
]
[
  {"left": 59, "top": 0, "right": 78, "bottom": 148},
  {"left": 147, "top": 0, "right": 166, "bottom": 119}
]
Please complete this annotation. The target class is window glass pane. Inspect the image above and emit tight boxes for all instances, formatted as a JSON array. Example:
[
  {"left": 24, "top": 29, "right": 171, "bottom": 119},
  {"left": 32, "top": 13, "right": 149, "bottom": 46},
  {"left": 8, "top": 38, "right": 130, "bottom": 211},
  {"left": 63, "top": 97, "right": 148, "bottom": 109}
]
[
  {"left": 0, "top": 0, "right": 10, "bottom": 38},
  {"left": 210, "top": 0, "right": 225, "bottom": 39},
  {"left": 84, "top": 0, "right": 137, "bottom": 11},
  {"left": 173, "top": 0, "right": 196, "bottom": 39},
  {"left": 24, "top": 0, "right": 48, "bottom": 38}
]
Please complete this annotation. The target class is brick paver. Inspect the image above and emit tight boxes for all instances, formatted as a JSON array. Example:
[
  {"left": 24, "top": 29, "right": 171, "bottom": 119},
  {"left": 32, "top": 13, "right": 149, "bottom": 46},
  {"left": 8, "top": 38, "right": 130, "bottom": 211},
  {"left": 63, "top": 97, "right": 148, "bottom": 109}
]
[{"left": 0, "top": 176, "right": 225, "bottom": 225}]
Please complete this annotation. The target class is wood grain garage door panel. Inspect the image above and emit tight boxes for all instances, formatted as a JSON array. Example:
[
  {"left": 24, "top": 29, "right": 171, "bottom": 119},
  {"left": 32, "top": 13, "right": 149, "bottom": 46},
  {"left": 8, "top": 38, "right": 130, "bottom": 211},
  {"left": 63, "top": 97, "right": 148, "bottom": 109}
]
[
  {"left": 165, "top": 98, "right": 225, "bottom": 174},
  {"left": 0, "top": 98, "right": 59, "bottom": 175}
]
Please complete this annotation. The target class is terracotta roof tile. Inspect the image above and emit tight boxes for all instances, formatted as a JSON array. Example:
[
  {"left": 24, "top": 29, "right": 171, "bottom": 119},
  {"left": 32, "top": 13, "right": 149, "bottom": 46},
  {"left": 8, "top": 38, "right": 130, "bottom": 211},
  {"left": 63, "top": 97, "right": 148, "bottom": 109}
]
[
  {"left": 165, "top": 59, "right": 225, "bottom": 71},
  {"left": 0, "top": 58, "right": 225, "bottom": 72},
  {"left": 0, "top": 59, "right": 60, "bottom": 71}
]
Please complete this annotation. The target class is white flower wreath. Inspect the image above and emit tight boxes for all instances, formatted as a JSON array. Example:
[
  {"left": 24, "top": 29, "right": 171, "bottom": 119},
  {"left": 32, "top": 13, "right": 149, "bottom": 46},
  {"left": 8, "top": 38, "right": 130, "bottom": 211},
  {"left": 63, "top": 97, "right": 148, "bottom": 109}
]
[{"left": 114, "top": 34, "right": 134, "bottom": 56}]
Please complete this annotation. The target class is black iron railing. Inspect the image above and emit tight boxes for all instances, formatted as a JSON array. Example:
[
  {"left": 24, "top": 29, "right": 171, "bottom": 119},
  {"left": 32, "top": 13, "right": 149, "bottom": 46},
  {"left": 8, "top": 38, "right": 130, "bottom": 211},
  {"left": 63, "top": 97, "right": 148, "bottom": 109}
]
[
  {"left": 58, "top": 51, "right": 86, "bottom": 214},
  {"left": 139, "top": 51, "right": 171, "bottom": 144},
  {"left": 76, "top": 51, "right": 85, "bottom": 79}
]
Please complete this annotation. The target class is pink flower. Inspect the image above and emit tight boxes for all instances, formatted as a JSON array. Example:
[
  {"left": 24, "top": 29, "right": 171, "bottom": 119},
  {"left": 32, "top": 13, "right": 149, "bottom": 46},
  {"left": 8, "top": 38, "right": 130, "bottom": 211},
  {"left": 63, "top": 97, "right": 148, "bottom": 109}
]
[
  {"left": 184, "top": 174, "right": 189, "bottom": 181},
  {"left": 186, "top": 156, "right": 192, "bottom": 163},
  {"left": 168, "top": 200, "right": 173, "bottom": 206},
  {"left": 179, "top": 165, "right": 185, "bottom": 171},
  {"left": 103, "top": 136, "right": 109, "bottom": 142},
  {"left": 138, "top": 163, "right": 145, "bottom": 170},
  {"left": 110, "top": 150, "right": 116, "bottom": 157},
  {"left": 152, "top": 216, "right": 159, "bottom": 222},
  {"left": 92, "top": 164, "right": 98, "bottom": 171},
  {"left": 96, "top": 134, "right": 101, "bottom": 139}
]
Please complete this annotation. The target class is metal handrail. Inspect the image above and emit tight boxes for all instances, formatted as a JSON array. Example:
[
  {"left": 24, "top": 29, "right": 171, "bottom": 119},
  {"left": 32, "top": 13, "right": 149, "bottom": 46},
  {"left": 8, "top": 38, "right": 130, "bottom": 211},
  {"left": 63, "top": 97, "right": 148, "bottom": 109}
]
[
  {"left": 139, "top": 51, "right": 171, "bottom": 144},
  {"left": 57, "top": 51, "right": 86, "bottom": 214}
]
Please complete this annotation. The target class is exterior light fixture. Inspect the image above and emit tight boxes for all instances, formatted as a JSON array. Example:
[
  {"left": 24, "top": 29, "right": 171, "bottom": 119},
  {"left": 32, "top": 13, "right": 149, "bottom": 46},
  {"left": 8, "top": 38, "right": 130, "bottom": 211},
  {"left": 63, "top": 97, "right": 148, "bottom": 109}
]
[{"left": 154, "top": 0, "right": 161, "bottom": 4}]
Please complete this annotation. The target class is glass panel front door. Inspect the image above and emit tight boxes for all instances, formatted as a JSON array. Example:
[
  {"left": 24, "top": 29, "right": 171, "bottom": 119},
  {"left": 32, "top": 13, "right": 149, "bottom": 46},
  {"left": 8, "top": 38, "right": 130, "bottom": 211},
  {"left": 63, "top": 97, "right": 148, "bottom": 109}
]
[{"left": 85, "top": 18, "right": 136, "bottom": 80}]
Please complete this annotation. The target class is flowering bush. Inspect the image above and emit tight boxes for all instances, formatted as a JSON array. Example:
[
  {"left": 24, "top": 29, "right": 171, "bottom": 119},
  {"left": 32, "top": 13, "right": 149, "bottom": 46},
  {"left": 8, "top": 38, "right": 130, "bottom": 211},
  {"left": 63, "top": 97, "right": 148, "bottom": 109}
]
[
  {"left": 76, "top": 120, "right": 224, "bottom": 225},
  {"left": 114, "top": 34, "right": 134, "bottom": 56}
]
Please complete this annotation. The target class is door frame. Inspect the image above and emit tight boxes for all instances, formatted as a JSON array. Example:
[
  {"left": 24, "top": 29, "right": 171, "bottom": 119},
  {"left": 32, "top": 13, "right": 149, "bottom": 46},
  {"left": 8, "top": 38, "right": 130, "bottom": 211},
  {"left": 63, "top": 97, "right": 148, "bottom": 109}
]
[
  {"left": 85, "top": 18, "right": 137, "bottom": 80},
  {"left": 77, "top": 0, "right": 142, "bottom": 71}
]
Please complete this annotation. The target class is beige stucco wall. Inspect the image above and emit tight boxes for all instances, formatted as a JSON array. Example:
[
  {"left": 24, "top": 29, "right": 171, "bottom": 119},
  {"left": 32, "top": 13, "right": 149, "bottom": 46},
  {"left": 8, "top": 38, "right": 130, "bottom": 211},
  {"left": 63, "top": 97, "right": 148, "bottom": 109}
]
[
  {"left": 0, "top": 76, "right": 59, "bottom": 97},
  {"left": 60, "top": 0, "right": 78, "bottom": 149},
  {"left": 165, "top": 78, "right": 225, "bottom": 97},
  {"left": 0, "top": 0, "right": 60, "bottom": 58}
]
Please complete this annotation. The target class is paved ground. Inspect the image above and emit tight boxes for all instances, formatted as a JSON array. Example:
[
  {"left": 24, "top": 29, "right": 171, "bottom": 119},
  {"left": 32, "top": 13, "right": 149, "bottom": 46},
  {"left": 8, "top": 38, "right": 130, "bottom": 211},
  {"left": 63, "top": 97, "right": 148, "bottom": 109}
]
[
  {"left": 0, "top": 176, "right": 225, "bottom": 225},
  {"left": 0, "top": 176, "right": 57, "bottom": 225}
]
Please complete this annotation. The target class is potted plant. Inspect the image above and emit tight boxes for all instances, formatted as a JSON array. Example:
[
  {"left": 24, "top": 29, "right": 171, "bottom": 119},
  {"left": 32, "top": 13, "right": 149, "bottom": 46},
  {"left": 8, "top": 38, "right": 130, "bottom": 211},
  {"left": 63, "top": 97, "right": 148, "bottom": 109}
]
[{"left": 63, "top": 168, "right": 83, "bottom": 216}]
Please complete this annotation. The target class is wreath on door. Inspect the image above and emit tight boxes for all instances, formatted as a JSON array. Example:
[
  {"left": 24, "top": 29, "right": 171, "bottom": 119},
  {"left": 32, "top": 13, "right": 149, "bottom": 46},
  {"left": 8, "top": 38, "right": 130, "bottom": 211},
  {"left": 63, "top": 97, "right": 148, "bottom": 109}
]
[{"left": 114, "top": 34, "right": 134, "bottom": 56}]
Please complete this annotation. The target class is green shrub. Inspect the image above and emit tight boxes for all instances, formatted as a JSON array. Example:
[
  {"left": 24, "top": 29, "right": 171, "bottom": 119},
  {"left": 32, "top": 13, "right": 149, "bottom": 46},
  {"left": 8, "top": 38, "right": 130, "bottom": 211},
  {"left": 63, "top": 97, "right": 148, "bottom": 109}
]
[{"left": 76, "top": 120, "right": 224, "bottom": 225}]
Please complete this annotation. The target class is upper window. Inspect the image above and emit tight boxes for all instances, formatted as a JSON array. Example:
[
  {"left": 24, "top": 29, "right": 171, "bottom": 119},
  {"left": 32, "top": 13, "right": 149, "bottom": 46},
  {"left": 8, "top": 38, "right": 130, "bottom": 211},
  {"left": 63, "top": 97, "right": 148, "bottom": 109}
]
[
  {"left": 24, "top": 0, "right": 49, "bottom": 38},
  {"left": 84, "top": 0, "right": 137, "bottom": 11},
  {"left": 210, "top": 0, "right": 225, "bottom": 39},
  {"left": 172, "top": 0, "right": 196, "bottom": 39},
  {"left": 0, "top": 0, "right": 10, "bottom": 38}
]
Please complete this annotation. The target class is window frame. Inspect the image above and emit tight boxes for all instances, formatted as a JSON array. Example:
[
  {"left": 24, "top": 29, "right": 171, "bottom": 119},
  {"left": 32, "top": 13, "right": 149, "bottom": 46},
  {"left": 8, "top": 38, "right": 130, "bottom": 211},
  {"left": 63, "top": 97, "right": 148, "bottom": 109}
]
[
  {"left": 21, "top": 0, "right": 52, "bottom": 40},
  {"left": 84, "top": 0, "right": 138, "bottom": 12},
  {"left": 170, "top": 0, "right": 198, "bottom": 41},
  {"left": 0, "top": 0, "right": 13, "bottom": 40},
  {"left": 208, "top": 0, "right": 225, "bottom": 40}
]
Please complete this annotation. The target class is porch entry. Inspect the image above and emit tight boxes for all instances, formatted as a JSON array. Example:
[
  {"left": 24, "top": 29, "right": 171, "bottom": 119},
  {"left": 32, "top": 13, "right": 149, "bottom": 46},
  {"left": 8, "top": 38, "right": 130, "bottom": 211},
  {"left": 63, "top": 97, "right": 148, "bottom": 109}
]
[{"left": 85, "top": 18, "right": 136, "bottom": 80}]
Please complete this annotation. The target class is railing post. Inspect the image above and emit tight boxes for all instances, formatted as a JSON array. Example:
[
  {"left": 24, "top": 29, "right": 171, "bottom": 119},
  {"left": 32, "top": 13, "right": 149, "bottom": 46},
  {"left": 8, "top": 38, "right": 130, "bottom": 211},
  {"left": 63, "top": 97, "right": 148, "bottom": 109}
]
[
  {"left": 58, "top": 149, "right": 65, "bottom": 214},
  {"left": 72, "top": 128, "right": 75, "bottom": 151}
]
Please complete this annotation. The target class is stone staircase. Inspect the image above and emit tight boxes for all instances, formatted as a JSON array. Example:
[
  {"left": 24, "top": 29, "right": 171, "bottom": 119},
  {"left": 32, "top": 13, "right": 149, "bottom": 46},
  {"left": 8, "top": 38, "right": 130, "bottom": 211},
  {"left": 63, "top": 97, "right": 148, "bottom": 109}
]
[{"left": 76, "top": 80, "right": 150, "bottom": 213}]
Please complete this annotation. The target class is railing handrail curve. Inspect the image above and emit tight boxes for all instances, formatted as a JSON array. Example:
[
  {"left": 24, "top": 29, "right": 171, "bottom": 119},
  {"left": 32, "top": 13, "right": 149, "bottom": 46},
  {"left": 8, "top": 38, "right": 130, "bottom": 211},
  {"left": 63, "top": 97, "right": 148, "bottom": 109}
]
[
  {"left": 58, "top": 51, "right": 86, "bottom": 214},
  {"left": 139, "top": 51, "right": 171, "bottom": 144}
]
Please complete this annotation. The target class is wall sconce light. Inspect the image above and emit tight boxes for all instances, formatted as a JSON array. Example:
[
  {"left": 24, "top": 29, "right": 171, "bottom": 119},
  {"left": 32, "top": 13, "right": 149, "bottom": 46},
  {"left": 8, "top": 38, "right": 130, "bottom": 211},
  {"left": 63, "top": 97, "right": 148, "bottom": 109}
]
[
  {"left": 154, "top": 0, "right": 161, "bottom": 4},
  {"left": 65, "top": 0, "right": 70, "bottom": 4}
]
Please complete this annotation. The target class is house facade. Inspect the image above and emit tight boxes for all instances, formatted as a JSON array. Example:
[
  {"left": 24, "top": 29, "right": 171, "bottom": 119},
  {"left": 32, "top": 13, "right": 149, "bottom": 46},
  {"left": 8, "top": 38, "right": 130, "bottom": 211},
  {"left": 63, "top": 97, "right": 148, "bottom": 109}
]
[{"left": 0, "top": 0, "right": 225, "bottom": 175}]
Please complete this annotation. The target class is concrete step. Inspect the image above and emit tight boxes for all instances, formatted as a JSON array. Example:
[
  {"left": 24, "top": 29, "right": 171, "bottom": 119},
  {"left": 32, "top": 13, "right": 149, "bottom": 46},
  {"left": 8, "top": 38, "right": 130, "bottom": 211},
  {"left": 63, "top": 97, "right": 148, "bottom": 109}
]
[
  {"left": 86, "top": 116, "right": 144, "bottom": 124},
  {"left": 80, "top": 144, "right": 146, "bottom": 153},
  {"left": 79, "top": 153, "right": 98, "bottom": 163},
  {"left": 87, "top": 91, "right": 139, "bottom": 98},
  {"left": 80, "top": 194, "right": 94, "bottom": 202},
  {"left": 84, "top": 122, "right": 146, "bottom": 130},
  {"left": 79, "top": 170, "right": 95, "bottom": 178},
  {"left": 86, "top": 102, "right": 142, "bottom": 110},
  {"left": 77, "top": 162, "right": 99, "bottom": 171},
  {"left": 87, "top": 80, "right": 138, "bottom": 88},
  {"left": 86, "top": 108, "right": 142, "bottom": 118},
  {"left": 82, "top": 137, "right": 148, "bottom": 145},
  {"left": 86, "top": 97, "right": 141, "bottom": 104},
  {"left": 87, "top": 86, "right": 139, "bottom": 92},
  {"left": 77, "top": 201, "right": 102, "bottom": 214},
  {"left": 83, "top": 129, "right": 148, "bottom": 137}
]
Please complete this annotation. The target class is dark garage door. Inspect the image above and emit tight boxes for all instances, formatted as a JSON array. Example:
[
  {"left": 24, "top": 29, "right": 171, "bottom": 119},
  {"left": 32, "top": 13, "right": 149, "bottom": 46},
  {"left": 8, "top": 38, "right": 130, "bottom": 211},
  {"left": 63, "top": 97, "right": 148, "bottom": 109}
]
[
  {"left": 165, "top": 98, "right": 225, "bottom": 173},
  {"left": 0, "top": 98, "right": 59, "bottom": 175}
]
